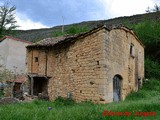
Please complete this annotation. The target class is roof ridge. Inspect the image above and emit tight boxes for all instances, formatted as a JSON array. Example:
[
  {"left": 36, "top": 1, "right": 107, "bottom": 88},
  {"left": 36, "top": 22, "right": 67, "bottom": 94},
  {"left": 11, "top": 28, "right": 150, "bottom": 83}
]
[
  {"left": 0, "top": 35, "right": 32, "bottom": 44},
  {"left": 27, "top": 24, "right": 144, "bottom": 48}
]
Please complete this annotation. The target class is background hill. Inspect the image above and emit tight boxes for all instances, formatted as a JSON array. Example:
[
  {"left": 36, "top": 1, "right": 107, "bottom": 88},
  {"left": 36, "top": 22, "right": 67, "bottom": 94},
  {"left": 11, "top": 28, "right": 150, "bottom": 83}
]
[
  {"left": 13, "top": 12, "right": 160, "bottom": 43},
  {"left": 13, "top": 11, "right": 160, "bottom": 79}
]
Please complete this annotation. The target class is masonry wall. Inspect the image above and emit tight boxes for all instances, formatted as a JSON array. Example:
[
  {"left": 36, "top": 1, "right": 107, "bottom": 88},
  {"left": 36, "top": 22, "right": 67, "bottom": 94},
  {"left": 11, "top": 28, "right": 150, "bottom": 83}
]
[
  {"left": 51, "top": 31, "right": 109, "bottom": 102},
  {"left": 27, "top": 30, "right": 107, "bottom": 103},
  {"left": 102, "top": 28, "right": 144, "bottom": 102}
]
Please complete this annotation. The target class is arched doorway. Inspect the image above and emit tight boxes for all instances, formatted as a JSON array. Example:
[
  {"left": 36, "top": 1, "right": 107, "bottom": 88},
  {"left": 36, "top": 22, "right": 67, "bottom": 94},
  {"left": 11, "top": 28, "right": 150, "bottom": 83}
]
[{"left": 113, "top": 75, "right": 122, "bottom": 102}]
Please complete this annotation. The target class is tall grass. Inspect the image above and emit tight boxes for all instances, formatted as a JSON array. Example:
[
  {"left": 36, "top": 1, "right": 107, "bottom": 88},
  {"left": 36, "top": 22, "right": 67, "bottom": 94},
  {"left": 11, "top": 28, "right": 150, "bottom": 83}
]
[
  {"left": 145, "top": 58, "right": 160, "bottom": 79},
  {"left": 0, "top": 79, "right": 160, "bottom": 120}
]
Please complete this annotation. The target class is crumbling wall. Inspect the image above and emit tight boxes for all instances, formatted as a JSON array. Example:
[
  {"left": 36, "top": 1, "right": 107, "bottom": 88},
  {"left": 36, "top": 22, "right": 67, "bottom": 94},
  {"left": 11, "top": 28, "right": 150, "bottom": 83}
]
[
  {"left": 103, "top": 28, "right": 144, "bottom": 102},
  {"left": 48, "top": 30, "right": 107, "bottom": 103}
]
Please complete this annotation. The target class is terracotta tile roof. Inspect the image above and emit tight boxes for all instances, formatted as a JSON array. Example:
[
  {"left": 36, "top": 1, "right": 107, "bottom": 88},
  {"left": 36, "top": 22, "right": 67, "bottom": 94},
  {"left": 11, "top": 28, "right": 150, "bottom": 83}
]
[
  {"left": 34, "top": 35, "right": 76, "bottom": 46},
  {"left": 26, "top": 34, "right": 81, "bottom": 48},
  {"left": 0, "top": 36, "right": 32, "bottom": 44},
  {"left": 27, "top": 25, "right": 144, "bottom": 48},
  {"left": 27, "top": 26, "right": 107, "bottom": 48}
]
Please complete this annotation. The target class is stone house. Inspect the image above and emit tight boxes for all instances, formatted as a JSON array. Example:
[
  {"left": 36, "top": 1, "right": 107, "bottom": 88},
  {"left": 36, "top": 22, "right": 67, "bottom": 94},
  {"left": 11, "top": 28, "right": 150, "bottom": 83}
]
[{"left": 26, "top": 25, "right": 144, "bottom": 103}]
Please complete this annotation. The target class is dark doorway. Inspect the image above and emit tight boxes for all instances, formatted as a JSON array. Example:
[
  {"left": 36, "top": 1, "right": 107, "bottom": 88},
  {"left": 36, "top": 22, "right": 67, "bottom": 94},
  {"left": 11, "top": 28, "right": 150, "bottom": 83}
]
[
  {"left": 30, "top": 77, "right": 49, "bottom": 96},
  {"left": 113, "top": 75, "right": 122, "bottom": 102},
  {"left": 13, "top": 82, "right": 22, "bottom": 98}
]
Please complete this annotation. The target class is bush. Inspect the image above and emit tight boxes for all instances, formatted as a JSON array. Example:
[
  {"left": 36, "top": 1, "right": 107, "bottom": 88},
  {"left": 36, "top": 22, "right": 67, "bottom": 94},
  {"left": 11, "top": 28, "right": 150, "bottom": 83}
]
[
  {"left": 126, "top": 90, "right": 147, "bottom": 101},
  {"left": 54, "top": 96, "right": 75, "bottom": 106},
  {"left": 126, "top": 78, "right": 160, "bottom": 101},
  {"left": 0, "top": 89, "right": 3, "bottom": 98},
  {"left": 52, "top": 31, "right": 64, "bottom": 37},
  {"left": 126, "top": 20, "right": 160, "bottom": 61},
  {"left": 143, "top": 79, "right": 160, "bottom": 91},
  {"left": 145, "top": 58, "right": 160, "bottom": 79},
  {"left": 66, "top": 25, "right": 89, "bottom": 35},
  {"left": 52, "top": 25, "right": 89, "bottom": 37}
]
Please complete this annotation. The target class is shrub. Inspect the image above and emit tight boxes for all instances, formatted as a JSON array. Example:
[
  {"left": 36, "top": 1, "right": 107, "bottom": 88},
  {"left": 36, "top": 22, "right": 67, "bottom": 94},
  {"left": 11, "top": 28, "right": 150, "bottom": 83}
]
[
  {"left": 52, "top": 25, "right": 89, "bottom": 37},
  {"left": 66, "top": 25, "right": 89, "bottom": 35},
  {"left": 125, "top": 90, "right": 147, "bottom": 101},
  {"left": 0, "top": 89, "right": 3, "bottom": 98},
  {"left": 145, "top": 58, "right": 160, "bottom": 79},
  {"left": 126, "top": 20, "right": 160, "bottom": 61},
  {"left": 54, "top": 96, "right": 75, "bottom": 106},
  {"left": 143, "top": 78, "right": 160, "bottom": 91},
  {"left": 52, "top": 30, "right": 64, "bottom": 37},
  {"left": 126, "top": 78, "right": 160, "bottom": 101}
]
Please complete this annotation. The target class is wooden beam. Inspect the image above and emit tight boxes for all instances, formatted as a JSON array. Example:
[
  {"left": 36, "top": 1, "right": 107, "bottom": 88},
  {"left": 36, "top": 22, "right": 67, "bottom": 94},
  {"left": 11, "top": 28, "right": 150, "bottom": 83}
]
[{"left": 31, "top": 77, "right": 34, "bottom": 97}]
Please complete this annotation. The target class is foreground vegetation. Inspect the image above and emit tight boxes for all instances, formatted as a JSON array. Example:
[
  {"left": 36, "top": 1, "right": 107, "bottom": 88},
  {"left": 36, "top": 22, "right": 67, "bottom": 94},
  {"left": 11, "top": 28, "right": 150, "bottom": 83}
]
[{"left": 0, "top": 79, "right": 159, "bottom": 120}]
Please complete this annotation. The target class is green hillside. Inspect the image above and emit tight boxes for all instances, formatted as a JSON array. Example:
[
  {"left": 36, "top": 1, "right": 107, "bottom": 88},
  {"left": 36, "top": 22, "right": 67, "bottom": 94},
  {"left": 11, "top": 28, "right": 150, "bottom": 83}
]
[{"left": 13, "top": 12, "right": 160, "bottom": 43}]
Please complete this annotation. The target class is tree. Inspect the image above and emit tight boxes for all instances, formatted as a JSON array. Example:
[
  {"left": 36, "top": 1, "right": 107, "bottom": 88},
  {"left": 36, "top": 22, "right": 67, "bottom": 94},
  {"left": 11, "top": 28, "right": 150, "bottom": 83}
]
[
  {"left": 153, "top": 4, "right": 160, "bottom": 12},
  {"left": 0, "top": 2, "right": 18, "bottom": 38},
  {"left": 146, "top": 4, "right": 160, "bottom": 13},
  {"left": 52, "top": 25, "right": 89, "bottom": 37},
  {"left": 146, "top": 6, "right": 151, "bottom": 13}
]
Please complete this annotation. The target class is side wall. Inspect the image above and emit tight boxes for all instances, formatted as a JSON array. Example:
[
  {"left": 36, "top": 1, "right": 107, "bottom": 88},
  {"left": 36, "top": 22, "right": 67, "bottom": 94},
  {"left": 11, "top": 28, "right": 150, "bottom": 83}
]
[
  {"left": 0, "top": 39, "right": 9, "bottom": 70},
  {"left": 102, "top": 28, "right": 144, "bottom": 102},
  {"left": 0, "top": 38, "right": 29, "bottom": 74},
  {"left": 27, "top": 48, "right": 47, "bottom": 75},
  {"left": 27, "top": 30, "right": 107, "bottom": 102},
  {"left": 48, "top": 31, "right": 107, "bottom": 102}
]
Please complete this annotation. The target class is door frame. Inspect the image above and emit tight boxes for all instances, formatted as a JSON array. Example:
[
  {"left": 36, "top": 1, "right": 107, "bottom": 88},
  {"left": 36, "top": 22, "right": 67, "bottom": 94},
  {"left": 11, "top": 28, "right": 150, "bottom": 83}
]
[{"left": 113, "top": 74, "right": 122, "bottom": 102}]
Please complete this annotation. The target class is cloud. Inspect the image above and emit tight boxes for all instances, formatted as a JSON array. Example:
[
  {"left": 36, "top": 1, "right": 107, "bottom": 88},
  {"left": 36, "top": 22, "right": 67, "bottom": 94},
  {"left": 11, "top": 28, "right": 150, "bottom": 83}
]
[
  {"left": 99, "top": 0, "right": 157, "bottom": 18},
  {"left": 9, "top": 0, "right": 106, "bottom": 26},
  {"left": 15, "top": 12, "right": 49, "bottom": 30},
  {"left": 2, "top": 0, "right": 160, "bottom": 30}
]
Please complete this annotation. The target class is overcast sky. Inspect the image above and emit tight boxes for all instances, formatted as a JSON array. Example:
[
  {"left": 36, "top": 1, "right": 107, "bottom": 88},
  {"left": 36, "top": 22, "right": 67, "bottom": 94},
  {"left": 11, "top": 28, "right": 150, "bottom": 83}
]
[{"left": 0, "top": 0, "right": 159, "bottom": 30}]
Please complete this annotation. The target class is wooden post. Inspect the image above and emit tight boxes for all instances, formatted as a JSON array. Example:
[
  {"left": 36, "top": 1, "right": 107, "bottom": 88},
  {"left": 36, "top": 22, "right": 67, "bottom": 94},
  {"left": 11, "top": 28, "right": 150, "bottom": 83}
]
[
  {"left": 62, "top": 16, "right": 64, "bottom": 34},
  {"left": 31, "top": 77, "right": 34, "bottom": 97}
]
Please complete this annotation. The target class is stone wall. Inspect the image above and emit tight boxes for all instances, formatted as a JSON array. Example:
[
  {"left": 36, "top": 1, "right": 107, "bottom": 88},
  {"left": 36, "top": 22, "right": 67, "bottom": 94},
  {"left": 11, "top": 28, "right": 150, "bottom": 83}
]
[
  {"left": 27, "top": 30, "right": 107, "bottom": 103},
  {"left": 51, "top": 30, "right": 108, "bottom": 102},
  {"left": 102, "top": 28, "right": 144, "bottom": 102}
]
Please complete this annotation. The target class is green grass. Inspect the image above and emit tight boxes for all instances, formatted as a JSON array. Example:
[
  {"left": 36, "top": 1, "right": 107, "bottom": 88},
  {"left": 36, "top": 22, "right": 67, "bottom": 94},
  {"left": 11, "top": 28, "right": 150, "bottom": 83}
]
[{"left": 0, "top": 79, "right": 160, "bottom": 120}]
